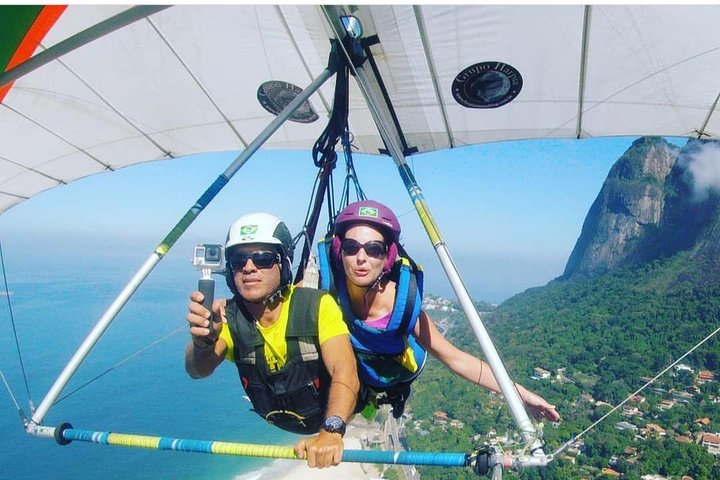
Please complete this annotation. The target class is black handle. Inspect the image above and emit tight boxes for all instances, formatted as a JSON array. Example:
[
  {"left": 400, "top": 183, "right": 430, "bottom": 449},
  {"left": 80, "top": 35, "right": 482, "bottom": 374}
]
[{"left": 198, "top": 277, "right": 215, "bottom": 336}]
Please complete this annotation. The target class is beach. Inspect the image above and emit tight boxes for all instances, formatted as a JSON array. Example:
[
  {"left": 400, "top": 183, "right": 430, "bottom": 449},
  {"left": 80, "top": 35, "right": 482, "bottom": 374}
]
[{"left": 273, "top": 419, "right": 382, "bottom": 480}]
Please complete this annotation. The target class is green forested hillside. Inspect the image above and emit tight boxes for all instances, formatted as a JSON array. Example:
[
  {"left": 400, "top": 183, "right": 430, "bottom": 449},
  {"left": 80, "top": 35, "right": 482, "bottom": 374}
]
[
  {"left": 404, "top": 253, "right": 720, "bottom": 479},
  {"left": 490, "top": 254, "right": 720, "bottom": 404}
]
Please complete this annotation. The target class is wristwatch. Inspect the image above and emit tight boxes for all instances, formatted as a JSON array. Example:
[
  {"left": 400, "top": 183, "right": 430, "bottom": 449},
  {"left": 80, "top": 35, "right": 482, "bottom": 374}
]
[{"left": 321, "top": 415, "right": 346, "bottom": 437}]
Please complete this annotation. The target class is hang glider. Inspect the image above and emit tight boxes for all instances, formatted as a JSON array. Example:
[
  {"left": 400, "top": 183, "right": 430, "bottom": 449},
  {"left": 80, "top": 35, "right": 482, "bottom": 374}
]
[
  {"left": 2, "top": 4, "right": 719, "bottom": 215},
  {"left": 3, "top": 5, "right": 720, "bottom": 477}
]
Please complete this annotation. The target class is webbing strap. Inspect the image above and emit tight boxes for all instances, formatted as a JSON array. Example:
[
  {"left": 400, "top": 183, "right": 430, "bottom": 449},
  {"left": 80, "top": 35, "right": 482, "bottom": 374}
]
[
  {"left": 393, "top": 260, "right": 417, "bottom": 337},
  {"left": 317, "top": 236, "right": 337, "bottom": 296}
]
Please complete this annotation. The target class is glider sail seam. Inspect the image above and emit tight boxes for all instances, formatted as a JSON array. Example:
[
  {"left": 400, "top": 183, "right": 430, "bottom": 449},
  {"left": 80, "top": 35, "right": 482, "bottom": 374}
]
[
  {"left": 412, "top": 5, "right": 453, "bottom": 148},
  {"left": 575, "top": 5, "right": 591, "bottom": 139},
  {"left": 145, "top": 17, "right": 248, "bottom": 148},
  {"left": 696, "top": 91, "right": 720, "bottom": 138},
  {"left": 274, "top": 5, "right": 332, "bottom": 115}
]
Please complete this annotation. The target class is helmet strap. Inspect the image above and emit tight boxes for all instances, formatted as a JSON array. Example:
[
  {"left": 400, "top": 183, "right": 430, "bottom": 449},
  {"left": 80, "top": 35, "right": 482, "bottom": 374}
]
[
  {"left": 262, "top": 287, "right": 286, "bottom": 307},
  {"left": 370, "top": 271, "right": 386, "bottom": 292}
]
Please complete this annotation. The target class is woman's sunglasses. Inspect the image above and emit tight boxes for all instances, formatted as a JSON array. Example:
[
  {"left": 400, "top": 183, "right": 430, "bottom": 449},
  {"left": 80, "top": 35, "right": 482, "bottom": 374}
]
[
  {"left": 340, "top": 238, "right": 388, "bottom": 259},
  {"left": 229, "top": 251, "right": 280, "bottom": 270}
]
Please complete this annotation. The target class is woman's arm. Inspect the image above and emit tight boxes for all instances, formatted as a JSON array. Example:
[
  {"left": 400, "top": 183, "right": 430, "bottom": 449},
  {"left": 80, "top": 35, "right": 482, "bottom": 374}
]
[{"left": 414, "top": 310, "right": 559, "bottom": 421}]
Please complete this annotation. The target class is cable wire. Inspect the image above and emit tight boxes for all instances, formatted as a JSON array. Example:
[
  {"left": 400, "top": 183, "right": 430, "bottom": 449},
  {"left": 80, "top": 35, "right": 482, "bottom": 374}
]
[
  {"left": 0, "top": 241, "right": 33, "bottom": 408},
  {"left": 0, "top": 368, "right": 28, "bottom": 425},
  {"left": 552, "top": 323, "right": 720, "bottom": 458},
  {"left": 53, "top": 325, "right": 185, "bottom": 405}
]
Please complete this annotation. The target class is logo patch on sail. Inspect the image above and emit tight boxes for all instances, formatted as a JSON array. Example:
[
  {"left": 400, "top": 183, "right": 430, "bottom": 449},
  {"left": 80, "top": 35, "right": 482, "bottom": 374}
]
[
  {"left": 452, "top": 61, "right": 523, "bottom": 109},
  {"left": 257, "top": 81, "right": 319, "bottom": 123}
]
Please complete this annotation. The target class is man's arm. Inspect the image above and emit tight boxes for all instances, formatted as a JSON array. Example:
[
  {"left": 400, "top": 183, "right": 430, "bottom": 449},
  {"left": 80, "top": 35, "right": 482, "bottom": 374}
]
[
  {"left": 184, "top": 291, "right": 227, "bottom": 378},
  {"left": 319, "top": 333, "right": 359, "bottom": 421},
  {"left": 294, "top": 333, "right": 359, "bottom": 468}
]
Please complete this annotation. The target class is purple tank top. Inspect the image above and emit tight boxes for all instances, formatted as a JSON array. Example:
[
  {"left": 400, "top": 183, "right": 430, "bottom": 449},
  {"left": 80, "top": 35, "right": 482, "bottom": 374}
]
[{"left": 363, "top": 311, "right": 392, "bottom": 329}]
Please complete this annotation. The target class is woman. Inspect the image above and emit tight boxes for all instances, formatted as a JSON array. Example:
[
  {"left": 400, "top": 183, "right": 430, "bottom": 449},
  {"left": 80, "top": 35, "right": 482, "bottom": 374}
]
[{"left": 320, "top": 200, "right": 560, "bottom": 422}]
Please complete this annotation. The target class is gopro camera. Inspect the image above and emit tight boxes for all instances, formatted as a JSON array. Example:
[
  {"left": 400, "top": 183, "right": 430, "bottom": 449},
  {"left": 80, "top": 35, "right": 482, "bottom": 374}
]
[
  {"left": 192, "top": 244, "right": 225, "bottom": 271},
  {"left": 192, "top": 244, "right": 224, "bottom": 340}
]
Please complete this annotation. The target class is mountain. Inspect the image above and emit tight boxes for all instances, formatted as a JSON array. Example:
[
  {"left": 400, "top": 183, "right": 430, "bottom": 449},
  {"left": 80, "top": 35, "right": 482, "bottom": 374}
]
[
  {"left": 563, "top": 137, "right": 720, "bottom": 279},
  {"left": 404, "top": 137, "right": 720, "bottom": 479}
]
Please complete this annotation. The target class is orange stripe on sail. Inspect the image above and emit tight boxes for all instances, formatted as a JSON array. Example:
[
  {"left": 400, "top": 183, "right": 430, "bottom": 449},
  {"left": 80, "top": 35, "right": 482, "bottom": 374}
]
[{"left": 0, "top": 5, "right": 67, "bottom": 102}]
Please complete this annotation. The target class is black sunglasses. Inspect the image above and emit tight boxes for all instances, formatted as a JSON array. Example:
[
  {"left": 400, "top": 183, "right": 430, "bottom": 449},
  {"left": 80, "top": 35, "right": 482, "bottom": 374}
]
[
  {"left": 229, "top": 251, "right": 280, "bottom": 270},
  {"left": 340, "top": 238, "right": 388, "bottom": 259}
]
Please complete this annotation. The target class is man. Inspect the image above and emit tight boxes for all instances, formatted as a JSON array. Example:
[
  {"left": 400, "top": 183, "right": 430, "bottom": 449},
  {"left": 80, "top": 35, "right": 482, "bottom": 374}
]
[{"left": 185, "top": 213, "right": 359, "bottom": 468}]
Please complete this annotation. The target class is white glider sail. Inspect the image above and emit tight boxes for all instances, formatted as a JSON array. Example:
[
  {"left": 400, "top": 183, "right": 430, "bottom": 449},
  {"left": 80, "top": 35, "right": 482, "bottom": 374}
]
[{"left": 2, "top": 5, "right": 720, "bottom": 214}]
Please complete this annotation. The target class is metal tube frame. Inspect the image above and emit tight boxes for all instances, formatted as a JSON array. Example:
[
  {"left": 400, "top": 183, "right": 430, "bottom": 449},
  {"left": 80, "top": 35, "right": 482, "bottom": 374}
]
[{"left": 28, "top": 67, "right": 335, "bottom": 430}]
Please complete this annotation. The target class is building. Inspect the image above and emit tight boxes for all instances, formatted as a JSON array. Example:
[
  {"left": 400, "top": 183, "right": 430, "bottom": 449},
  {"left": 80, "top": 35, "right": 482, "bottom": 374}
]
[
  {"left": 697, "top": 370, "right": 716, "bottom": 384},
  {"left": 432, "top": 411, "right": 448, "bottom": 427},
  {"left": 695, "top": 417, "right": 711, "bottom": 426},
  {"left": 532, "top": 367, "right": 551, "bottom": 380},
  {"left": 701, "top": 433, "right": 720, "bottom": 455},
  {"left": 645, "top": 423, "right": 667, "bottom": 436},
  {"left": 674, "top": 363, "right": 695, "bottom": 374},
  {"left": 672, "top": 391, "right": 694, "bottom": 403},
  {"left": 601, "top": 467, "right": 621, "bottom": 478},
  {"left": 616, "top": 421, "right": 638, "bottom": 431},
  {"left": 449, "top": 419, "right": 464, "bottom": 429},
  {"left": 674, "top": 434, "right": 693, "bottom": 444},
  {"left": 623, "top": 405, "right": 641, "bottom": 417}
]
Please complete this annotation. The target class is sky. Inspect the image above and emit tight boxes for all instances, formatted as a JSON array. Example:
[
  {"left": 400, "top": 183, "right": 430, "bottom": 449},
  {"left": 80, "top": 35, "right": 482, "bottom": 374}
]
[{"left": 1, "top": 136, "right": 690, "bottom": 304}]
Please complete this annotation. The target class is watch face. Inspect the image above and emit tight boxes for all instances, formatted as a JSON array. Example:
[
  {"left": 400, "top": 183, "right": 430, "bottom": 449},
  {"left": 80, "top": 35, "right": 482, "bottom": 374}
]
[{"left": 323, "top": 415, "right": 346, "bottom": 434}]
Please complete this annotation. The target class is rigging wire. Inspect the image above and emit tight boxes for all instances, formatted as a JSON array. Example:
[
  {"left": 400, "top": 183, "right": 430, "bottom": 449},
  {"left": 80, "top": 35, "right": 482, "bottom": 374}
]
[
  {"left": 552, "top": 322, "right": 720, "bottom": 458},
  {"left": 293, "top": 42, "right": 356, "bottom": 283},
  {"left": 53, "top": 324, "right": 186, "bottom": 406},
  {"left": 337, "top": 129, "right": 366, "bottom": 213},
  {"left": 0, "top": 368, "right": 28, "bottom": 424},
  {"left": 0, "top": 240, "right": 33, "bottom": 411}
]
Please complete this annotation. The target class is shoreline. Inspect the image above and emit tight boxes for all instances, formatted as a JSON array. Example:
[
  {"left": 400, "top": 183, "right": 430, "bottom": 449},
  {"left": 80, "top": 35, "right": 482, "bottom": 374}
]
[{"left": 270, "top": 419, "right": 383, "bottom": 480}]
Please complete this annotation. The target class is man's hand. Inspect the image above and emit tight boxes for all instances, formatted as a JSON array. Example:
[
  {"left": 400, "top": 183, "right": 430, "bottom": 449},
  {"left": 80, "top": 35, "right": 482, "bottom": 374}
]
[
  {"left": 294, "top": 430, "right": 344, "bottom": 468},
  {"left": 187, "top": 291, "right": 226, "bottom": 342},
  {"left": 185, "top": 293, "right": 228, "bottom": 379}
]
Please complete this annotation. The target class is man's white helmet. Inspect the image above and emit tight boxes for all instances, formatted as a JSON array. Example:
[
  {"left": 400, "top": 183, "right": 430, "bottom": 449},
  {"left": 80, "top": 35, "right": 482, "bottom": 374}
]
[
  {"left": 224, "top": 213, "right": 295, "bottom": 302},
  {"left": 225, "top": 212, "right": 294, "bottom": 261}
]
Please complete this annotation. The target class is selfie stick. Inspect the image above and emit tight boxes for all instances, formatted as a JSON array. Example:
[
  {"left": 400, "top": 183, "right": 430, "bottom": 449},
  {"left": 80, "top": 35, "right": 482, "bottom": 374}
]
[{"left": 198, "top": 269, "right": 215, "bottom": 337}]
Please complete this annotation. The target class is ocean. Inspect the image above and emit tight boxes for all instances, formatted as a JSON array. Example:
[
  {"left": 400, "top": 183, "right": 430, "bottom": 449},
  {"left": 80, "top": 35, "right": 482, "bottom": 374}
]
[{"left": 0, "top": 240, "right": 299, "bottom": 479}]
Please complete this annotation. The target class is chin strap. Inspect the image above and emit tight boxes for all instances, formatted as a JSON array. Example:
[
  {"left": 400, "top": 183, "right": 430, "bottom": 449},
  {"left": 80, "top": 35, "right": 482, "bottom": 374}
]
[
  {"left": 358, "top": 273, "right": 387, "bottom": 310},
  {"left": 262, "top": 288, "right": 286, "bottom": 307}
]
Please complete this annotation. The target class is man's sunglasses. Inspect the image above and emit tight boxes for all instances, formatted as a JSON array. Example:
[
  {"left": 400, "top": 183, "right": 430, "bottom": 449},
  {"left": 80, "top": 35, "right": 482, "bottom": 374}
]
[
  {"left": 229, "top": 251, "right": 280, "bottom": 270},
  {"left": 340, "top": 238, "right": 388, "bottom": 259}
]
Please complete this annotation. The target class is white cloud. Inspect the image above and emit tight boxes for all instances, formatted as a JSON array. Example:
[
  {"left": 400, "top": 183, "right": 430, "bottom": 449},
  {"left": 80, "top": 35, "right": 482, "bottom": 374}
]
[{"left": 685, "top": 142, "right": 720, "bottom": 200}]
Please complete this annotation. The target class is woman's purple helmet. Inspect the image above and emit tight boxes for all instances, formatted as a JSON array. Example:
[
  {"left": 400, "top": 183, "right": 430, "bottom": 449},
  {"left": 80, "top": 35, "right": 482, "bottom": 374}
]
[{"left": 332, "top": 200, "right": 400, "bottom": 273}]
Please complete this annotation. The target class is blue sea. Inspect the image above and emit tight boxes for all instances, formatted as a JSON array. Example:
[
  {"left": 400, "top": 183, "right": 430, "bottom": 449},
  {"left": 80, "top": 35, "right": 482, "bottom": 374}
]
[{"left": 0, "top": 239, "right": 300, "bottom": 479}]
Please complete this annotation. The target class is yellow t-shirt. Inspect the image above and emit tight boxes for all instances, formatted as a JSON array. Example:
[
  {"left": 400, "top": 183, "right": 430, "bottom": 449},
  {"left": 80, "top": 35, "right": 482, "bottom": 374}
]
[{"left": 219, "top": 286, "right": 348, "bottom": 372}]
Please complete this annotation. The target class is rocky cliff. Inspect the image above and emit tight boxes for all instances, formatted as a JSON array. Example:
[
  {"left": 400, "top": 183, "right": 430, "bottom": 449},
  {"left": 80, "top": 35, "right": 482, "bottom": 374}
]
[{"left": 563, "top": 137, "right": 720, "bottom": 279}]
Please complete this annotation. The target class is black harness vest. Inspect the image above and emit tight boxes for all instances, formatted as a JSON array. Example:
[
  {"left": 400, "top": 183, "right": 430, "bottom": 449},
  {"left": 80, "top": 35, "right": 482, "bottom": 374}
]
[{"left": 226, "top": 288, "right": 329, "bottom": 434}]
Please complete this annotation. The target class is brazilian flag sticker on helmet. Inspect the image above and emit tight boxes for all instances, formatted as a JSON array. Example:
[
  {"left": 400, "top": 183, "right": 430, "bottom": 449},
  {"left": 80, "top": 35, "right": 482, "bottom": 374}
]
[
  {"left": 240, "top": 225, "right": 258, "bottom": 235},
  {"left": 358, "top": 206, "right": 379, "bottom": 218}
]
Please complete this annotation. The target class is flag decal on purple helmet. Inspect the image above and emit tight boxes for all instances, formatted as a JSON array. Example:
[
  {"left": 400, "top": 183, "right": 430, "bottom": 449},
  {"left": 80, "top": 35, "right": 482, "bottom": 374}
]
[{"left": 358, "top": 207, "right": 379, "bottom": 218}]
